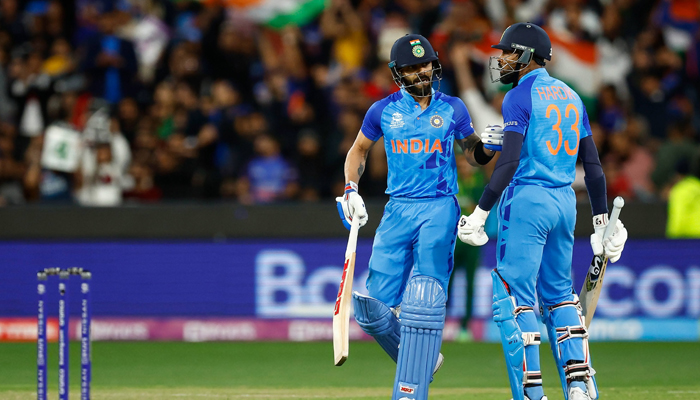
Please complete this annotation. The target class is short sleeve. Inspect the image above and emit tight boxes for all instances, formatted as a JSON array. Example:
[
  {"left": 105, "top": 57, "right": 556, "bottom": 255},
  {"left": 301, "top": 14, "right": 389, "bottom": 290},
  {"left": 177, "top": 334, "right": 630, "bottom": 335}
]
[
  {"left": 450, "top": 98, "right": 476, "bottom": 140},
  {"left": 361, "top": 101, "right": 385, "bottom": 141},
  {"left": 501, "top": 89, "right": 531, "bottom": 135},
  {"left": 580, "top": 104, "right": 592, "bottom": 139}
]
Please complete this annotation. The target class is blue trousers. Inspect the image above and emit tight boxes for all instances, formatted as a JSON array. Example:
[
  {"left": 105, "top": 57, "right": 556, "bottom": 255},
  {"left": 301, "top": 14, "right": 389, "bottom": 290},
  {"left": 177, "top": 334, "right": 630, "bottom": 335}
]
[
  {"left": 366, "top": 196, "right": 460, "bottom": 307},
  {"left": 495, "top": 185, "right": 577, "bottom": 308}
]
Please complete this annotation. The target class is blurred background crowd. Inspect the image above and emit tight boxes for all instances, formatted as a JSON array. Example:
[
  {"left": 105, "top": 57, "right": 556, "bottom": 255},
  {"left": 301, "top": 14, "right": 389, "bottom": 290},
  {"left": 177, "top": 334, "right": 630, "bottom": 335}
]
[{"left": 0, "top": 0, "right": 698, "bottom": 217}]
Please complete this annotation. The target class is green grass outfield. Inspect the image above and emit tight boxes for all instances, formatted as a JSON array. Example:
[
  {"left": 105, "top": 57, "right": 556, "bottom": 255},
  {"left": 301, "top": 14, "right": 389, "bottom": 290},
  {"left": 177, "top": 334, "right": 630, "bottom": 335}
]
[{"left": 0, "top": 341, "right": 698, "bottom": 399}]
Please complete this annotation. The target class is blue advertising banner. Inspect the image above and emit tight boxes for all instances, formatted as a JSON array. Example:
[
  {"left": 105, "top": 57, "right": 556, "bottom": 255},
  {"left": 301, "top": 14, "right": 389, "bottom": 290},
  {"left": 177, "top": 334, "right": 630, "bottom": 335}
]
[{"left": 0, "top": 239, "right": 698, "bottom": 341}]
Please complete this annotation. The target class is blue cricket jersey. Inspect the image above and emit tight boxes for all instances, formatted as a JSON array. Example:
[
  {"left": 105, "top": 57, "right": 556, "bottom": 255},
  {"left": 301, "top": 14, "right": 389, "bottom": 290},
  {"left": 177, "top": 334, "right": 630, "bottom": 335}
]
[
  {"left": 361, "top": 89, "right": 475, "bottom": 198},
  {"left": 502, "top": 68, "right": 592, "bottom": 188}
]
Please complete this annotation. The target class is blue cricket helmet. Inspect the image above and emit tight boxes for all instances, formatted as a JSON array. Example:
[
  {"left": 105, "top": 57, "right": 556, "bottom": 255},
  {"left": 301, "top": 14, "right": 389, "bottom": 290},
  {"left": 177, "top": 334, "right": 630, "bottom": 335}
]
[
  {"left": 388, "top": 34, "right": 442, "bottom": 97},
  {"left": 492, "top": 22, "right": 552, "bottom": 62},
  {"left": 389, "top": 34, "right": 438, "bottom": 70}
]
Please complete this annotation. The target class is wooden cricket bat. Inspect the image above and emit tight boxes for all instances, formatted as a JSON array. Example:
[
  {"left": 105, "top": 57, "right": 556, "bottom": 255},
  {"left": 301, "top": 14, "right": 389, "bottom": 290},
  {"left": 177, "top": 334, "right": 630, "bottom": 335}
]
[
  {"left": 580, "top": 196, "right": 625, "bottom": 328},
  {"left": 333, "top": 214, "right": 360, "bottom": 366}
]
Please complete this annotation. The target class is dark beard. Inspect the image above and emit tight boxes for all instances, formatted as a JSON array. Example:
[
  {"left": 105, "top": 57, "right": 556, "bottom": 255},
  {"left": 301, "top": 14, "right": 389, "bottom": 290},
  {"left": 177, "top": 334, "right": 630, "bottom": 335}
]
[
  {"left": 499, "top": 65, "right": 521, "bottom": 85},
  {"left": 405, "top": 81, "right": 432, "bottom": 97}
]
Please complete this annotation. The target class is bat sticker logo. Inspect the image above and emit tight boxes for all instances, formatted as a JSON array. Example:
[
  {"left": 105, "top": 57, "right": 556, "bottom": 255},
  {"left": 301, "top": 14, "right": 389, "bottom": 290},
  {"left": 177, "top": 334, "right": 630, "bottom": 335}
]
[{"left": 333, "top": 259, "right": 350, "bottom": 315}]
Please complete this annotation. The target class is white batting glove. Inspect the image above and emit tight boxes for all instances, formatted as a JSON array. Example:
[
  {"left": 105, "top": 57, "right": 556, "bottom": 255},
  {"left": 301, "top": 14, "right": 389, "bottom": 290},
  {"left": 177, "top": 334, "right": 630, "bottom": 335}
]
[
  {"left": 481, "top": 124, "right": 504, "bottom": 151},
  {"left": 457, "top": 206, "right": 490, "bottom": 246},
  {"left": 590, "top": 214, "right": 628, "bottom": 263},
  {"left": 335, "top": 181, "right": 368, "bottom": 230}
]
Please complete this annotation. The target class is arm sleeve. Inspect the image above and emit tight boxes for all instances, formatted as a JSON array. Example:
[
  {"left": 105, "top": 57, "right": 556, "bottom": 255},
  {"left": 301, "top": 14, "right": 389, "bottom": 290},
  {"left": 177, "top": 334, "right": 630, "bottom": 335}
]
[
  {"left": 450, "top": 98, "right": 476, "bottom": 139},
  {"left": 360, "top": 101, "right": 385, "bottom": 141},
  {"left": 578, "top": 135, "right": 608, "bottom": 215},
  {"left": 580, "top": 104, "right": 593, "bottom": 139},
  {"left": 477, "top": 131, "right": 523, "bottom": 211}
]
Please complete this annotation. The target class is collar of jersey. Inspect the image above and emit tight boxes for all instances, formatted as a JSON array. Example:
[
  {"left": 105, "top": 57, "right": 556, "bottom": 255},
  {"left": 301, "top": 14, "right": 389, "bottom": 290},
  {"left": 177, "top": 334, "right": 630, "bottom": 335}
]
[
  {"left": 400, "top": 87, "right": 436, "bottom": 106},
  {"left": 518, "top": 68, "right": 548, "bottom": 84}
]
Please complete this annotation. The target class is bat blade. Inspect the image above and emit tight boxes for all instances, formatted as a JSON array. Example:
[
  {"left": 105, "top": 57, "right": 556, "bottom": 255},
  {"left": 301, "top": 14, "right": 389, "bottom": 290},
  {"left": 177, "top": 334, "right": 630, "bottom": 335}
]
[
  {"left": 333, "top": 215, "right": 360, "bottom": 366},
  {"left": 579, "top": 196, "right": 624, "bottom": 328},
  {"left": 580, "top": 254, "right": 608, "bottom": 328}
]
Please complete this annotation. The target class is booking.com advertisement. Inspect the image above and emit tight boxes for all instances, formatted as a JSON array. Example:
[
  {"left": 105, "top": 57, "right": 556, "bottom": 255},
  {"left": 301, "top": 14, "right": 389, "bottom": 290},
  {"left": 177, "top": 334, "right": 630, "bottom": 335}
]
[{"left": 0, "top": 240, "right": 698, "bottom": 342}]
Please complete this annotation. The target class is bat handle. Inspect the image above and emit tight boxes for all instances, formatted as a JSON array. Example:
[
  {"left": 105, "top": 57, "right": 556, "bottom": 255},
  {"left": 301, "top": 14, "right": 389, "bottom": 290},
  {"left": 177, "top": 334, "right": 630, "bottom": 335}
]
[
  {"left": 602, "top": 196, "right": 624, "bottom": 241},
  {"left": 345, "top": 211, "right": 361, "bottom": 257}
]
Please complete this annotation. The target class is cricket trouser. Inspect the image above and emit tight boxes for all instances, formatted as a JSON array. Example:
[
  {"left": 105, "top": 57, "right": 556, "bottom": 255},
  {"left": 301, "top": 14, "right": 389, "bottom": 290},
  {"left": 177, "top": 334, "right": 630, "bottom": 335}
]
[{"left": 365, "top": 195, "right": 460, "bottom": 308}]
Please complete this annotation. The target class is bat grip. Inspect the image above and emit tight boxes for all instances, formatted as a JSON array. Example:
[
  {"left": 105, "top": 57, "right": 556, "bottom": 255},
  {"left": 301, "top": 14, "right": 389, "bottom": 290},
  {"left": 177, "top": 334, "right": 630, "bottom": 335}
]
[{"left": 602, "top": 196, "right": 624, "bottom": 241}]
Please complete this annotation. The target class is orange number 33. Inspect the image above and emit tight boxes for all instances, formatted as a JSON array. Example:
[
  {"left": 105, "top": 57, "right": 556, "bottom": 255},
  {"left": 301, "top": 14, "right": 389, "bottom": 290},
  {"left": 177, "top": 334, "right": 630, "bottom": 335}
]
[{"left": 545, "top": 104, "right": 580, "bottom": 156}]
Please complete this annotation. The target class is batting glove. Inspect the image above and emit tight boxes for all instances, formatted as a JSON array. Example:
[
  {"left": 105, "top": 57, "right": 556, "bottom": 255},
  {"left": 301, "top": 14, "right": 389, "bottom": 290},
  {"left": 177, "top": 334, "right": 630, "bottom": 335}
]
[
  {"left": 481, "top": 124, "right": 504, "bottom": 151},
  {"left": 590, "top": 214, "right": 628, "bottom": 263},
  {"left": 457, "top": 206, "right": 489, "bottom": 246},
  {"left": 336, "top": 181, "right": 368, "bottom": 231}
]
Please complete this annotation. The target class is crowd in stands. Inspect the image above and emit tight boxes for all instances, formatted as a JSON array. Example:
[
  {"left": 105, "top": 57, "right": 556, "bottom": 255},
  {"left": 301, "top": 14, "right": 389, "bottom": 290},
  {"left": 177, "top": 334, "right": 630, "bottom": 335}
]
[{"left": 0, "top": 0, "right": 698, "bottom": 209}]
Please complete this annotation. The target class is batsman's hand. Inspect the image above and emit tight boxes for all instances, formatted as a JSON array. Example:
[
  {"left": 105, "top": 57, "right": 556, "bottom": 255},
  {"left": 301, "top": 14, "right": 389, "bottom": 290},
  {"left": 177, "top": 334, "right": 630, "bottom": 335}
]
[
  {"left": 336, "top": 181, "right": 368, "bottom": 231},
  {"left": 590, "top": 214, "right": 628, "bottom": 263},
  {"left": 457, "top": 206, "right": 489, "bottom": 246},
  {"left": 481, "top": 125, "right": 504, "bottom": 152}
]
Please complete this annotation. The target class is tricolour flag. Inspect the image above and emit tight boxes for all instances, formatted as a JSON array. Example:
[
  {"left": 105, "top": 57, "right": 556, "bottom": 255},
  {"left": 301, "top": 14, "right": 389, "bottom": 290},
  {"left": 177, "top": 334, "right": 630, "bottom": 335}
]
[
  {"left": 203, "top": 0, "right": 328, "bottom": 30},
  {"left": 409, "top": 39, "right": 421, "bottom": 46}
]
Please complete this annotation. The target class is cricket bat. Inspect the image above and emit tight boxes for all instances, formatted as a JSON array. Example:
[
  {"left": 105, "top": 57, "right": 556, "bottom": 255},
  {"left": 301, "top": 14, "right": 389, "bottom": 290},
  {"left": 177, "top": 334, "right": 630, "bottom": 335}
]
[
  {"left": 333, "top": 214, "right": 360, "bottom": 366},
  {"left": 580, "top": 196, "right": 625, "bottom": 328}
]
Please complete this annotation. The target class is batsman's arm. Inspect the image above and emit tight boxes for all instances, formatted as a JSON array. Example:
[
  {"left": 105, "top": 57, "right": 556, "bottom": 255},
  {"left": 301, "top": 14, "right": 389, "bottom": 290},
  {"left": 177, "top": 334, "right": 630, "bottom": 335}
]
[
  {"left": 476, "top": 131, "right": 523, "bottom": 212},
  {"left": 344, "top": 130, "right": 377, "bottom": 184},
  {"left": 457, "top": 134, "right": 495, "bottom": 167},
  {"left": 578, "top": 135, "right": 608, "bottom": 216}
]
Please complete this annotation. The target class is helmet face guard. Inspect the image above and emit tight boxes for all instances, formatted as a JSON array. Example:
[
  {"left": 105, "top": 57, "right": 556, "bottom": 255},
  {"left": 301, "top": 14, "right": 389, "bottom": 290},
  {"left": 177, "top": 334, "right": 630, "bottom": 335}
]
[
  {"left": 389, "top": 59, "right": 443, "bottom": 97},
  {"left": 489, "top": 44, "right": 535, "bottom": 84}
]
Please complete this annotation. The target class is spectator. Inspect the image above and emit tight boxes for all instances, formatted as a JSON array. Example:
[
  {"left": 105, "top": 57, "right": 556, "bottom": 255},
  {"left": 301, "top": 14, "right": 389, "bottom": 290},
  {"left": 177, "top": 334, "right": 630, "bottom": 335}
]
[
  {"left": 0, "top": 0, "right": 696, "bottom": 208},
  {"left": 651, "top": 122, "right": 697, "bottom": 197},
  {"left": 81, "top": 9, "right": 138, "bottom": 104},
  {"left": 666, "top": 152, "right": 700, "bottom": 238},
  {"left": 239, "top": 134, "right": 298, "bottom": 204}
]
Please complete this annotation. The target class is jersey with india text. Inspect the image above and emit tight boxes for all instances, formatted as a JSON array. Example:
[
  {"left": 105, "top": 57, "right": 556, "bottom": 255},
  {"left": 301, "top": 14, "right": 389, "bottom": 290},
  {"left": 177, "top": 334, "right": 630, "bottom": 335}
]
[{"left": 361, "top": 89, "right": 475, "bottom": 198}]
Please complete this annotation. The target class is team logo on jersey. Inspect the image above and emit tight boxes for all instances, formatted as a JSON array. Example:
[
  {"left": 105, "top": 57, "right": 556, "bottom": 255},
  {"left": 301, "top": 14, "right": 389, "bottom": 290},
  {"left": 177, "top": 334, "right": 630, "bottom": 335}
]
[
  {"left": 390, "top": 112, "right": 405, "bottom": 128},
  {"left": 430, "top": 115, "right": 444, "bottom": 128},
  {"left": 412, "top": 45, "right": 425, "bottom": 58}
]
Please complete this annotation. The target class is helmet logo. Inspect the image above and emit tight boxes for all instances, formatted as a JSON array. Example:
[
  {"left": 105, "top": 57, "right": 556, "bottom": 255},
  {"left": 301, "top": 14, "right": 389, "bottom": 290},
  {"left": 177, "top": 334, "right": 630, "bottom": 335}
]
[
  {"left": 412, "top": 45, "right": 425, "bottom": 58},
  {"left": 430, "top": 115, "right": 444, "bottom": 128}
]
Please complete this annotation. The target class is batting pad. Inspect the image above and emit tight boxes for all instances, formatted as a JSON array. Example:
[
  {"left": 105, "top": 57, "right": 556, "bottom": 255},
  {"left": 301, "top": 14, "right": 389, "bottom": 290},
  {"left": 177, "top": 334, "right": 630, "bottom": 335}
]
[
  {"left": 393, "top": 276, "right": 445, "bottom": 400},
  {"left": 492, "top": 270, "right": 525, "bottom": 400},
  {"left": 352, "top": 292, "right": 401, "bottom": 362}
]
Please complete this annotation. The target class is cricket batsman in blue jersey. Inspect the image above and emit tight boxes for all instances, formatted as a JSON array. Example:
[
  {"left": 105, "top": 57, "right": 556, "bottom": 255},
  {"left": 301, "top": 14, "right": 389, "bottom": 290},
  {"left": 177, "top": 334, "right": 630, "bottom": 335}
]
[
  {"left": 336, "top": 34, "right": 501, "bottom": 400},
  {"left": 457, "top": 23, "right": 629, "bottom": 400}
]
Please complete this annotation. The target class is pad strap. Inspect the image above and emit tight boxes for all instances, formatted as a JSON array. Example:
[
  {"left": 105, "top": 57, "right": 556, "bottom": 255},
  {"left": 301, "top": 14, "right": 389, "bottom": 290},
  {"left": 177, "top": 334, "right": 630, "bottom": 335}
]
[
  {"left": 565, "top": 361, "right": 596, "bottom": 381},
  {"left": 524, "top": 371, "right": 543, "bottom": 386},
  {"left": 556, "top": 325, "right": 588, "bottom": 343},
  {"left": 522, "top": 332, "right": 541, "bottom": 346}
]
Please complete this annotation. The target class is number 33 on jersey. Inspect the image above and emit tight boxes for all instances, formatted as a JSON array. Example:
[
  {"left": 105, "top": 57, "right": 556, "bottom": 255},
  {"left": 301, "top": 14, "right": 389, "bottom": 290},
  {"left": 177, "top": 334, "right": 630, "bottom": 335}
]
[{"left": 502, "top": 68, "right": 591, "bottom": 189}]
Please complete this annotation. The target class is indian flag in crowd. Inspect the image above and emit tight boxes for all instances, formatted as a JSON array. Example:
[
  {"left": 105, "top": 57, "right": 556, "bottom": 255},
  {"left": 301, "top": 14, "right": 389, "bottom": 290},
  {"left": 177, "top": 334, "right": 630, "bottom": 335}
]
[
  {"left": 547, "top": 32, "right": 600, "bottom": 111},
  {"left": 201, "top": 0, "right": 328, "bottom": 29}
]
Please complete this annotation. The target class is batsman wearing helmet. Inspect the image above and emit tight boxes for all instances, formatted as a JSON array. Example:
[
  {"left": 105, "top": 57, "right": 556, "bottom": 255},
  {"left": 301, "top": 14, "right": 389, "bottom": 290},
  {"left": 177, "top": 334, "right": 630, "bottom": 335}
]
[
  {"left": 456, "top": 23, "right": 629, "bottom": 400},
  {"left": 336, "top": 34, "right": 500, "bottom": 400}
]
